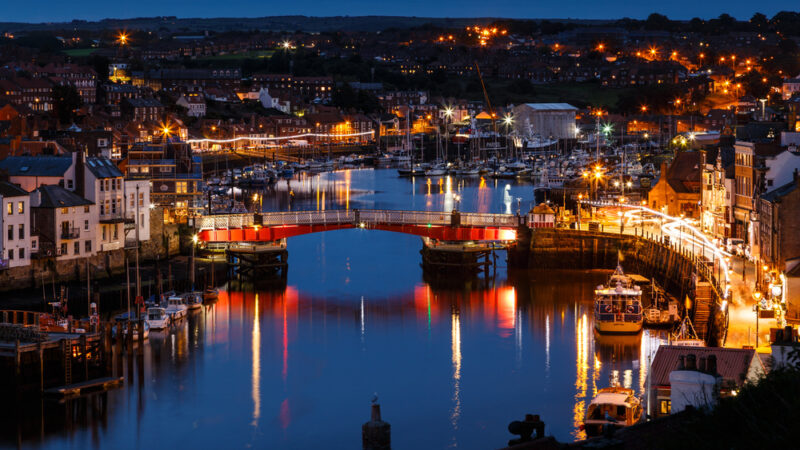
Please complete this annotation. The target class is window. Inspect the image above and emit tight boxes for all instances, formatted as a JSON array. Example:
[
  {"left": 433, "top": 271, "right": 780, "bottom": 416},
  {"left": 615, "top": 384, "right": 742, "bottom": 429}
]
[
  {"left": 6, "top": 202, "right": 11, "bottom": 215},
  {"left": 100, "top": 181, "right": 104, "bottom": 192},
  {"left": 113, "top": 226, "right": 118, "bottom": 240},
  {"left": 102, "top": 226, "right": 106, "bottom": 240},
  {"left": 85, "top": 240, "right": 91, "bottom": 252},
  {"left": 74, "top": 241, "right": 80, "bottom": 255},
  {"left": 67, "top": 180, "right": 73, "bottom": 189},
  {"left": 84, "top": 206, "right": 90, "bottom": 213},
  {"left": 61, "top": 207, "right": 69, "bottom": 214},
  {"left": 659, "top": 399, "right": 671, "bottom": 415},
  {"left": 7, "top": 249, "right": 12, "bottom": 260},
  {"left": 18, "top": 224, "right": 24, "bottom": 239},
  {"left": 19, "top": 248, "right": 24, "bottom": 259},
  {"left": 17, "top": 202, "right": 23, "bottom": 214},
  {"left": 7, "top": 225, "right": 12, "bottom": 241},
  {"left": 84, "top": 220, "right": 89, "bottom": 231},
  {"left": 60, "top": 243, "right": 67, "bottom": 255}
]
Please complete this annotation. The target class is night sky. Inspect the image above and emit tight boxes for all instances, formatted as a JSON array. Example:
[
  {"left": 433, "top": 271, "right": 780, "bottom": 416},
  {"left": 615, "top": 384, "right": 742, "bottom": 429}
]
[{"left": 5, "top": 0, "right": 792, "bottom": 23}]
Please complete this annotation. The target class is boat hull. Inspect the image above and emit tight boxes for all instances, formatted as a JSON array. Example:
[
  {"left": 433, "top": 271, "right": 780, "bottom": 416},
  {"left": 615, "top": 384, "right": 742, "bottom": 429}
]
[{"left": 594, "top": 319, "right": 643, "bottom": 334}]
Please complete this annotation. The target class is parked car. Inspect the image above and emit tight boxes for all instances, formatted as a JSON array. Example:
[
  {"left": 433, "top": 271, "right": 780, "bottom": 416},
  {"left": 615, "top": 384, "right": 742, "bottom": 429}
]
[{"left": 726, "top": 238, "right": 745, "bottom": 256}]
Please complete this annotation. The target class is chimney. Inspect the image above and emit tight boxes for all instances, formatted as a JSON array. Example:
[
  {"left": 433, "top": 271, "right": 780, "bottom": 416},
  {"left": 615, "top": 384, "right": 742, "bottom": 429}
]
[
  {"left": 707, "top": 355, "right": 717, "bottom": 375},
  {"left": 686, "top": 354, "right": 697, "bottom": 371},
  {"left": 660, "top": 162, "right": 669, "bottom": 177}
]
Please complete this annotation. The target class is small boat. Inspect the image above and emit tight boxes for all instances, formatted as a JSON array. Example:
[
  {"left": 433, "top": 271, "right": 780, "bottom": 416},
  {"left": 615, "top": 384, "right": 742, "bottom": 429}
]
[
  {"left": 670, "top": 316, "right": 705, "bottom": 347},
  {"left": 146, "top": 307, "right": 171, "bottom": 330},
  {"left": 112, "top": 320, "right": 150, "bottom": 340},
  {"left": 204, "top": 287, "right": 219, "bottom": 301},
  {"left": 643, "top": 284, "right": 681, "bottom": 327},
  {"left": 583, "top": 386, "right": 643, "bottom": 437},
  {"left": 165, "top": 296, "right": 188, "bottom": 320},
  {"left": 185, "top": 292, "right": 203, "bottom": 310},
  {"left": 594, "top": 265, "right": 643, "bottom": 334}
]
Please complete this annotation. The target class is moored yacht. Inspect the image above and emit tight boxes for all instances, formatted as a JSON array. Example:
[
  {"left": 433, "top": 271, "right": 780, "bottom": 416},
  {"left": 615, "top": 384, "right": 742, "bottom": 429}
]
[
  {"left": 146, "top": 307, "right": 170, "bottom": 330},
  {"left": 165, "top": 296, "right": 188, "bottom": 320}
]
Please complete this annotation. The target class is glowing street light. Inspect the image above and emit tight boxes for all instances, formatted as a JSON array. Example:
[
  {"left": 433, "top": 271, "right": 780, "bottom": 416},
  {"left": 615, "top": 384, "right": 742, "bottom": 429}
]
[{"left": 117, "top": 32, "right": 129, "bottom": 46}]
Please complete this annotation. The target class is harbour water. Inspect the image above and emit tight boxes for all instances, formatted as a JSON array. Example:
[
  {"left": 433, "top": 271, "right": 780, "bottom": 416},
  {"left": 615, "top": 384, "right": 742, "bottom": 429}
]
[{"left": 5, "top": 169, "right": 665, "bottom": 449}]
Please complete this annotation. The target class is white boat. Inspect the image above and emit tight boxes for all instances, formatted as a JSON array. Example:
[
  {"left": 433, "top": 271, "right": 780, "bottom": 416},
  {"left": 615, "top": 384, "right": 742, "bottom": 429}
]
[
  {"left": 425, "top": 164, "right": 448, "bottom": 176},
  {"left": 146, "top": 307, "right": 171, "bottom": 330},
  {"left": 670, "top": 316, "right": 705, "bottom": 347},
  {"left": 165, "top": 296, "right": 188, "bottom": 320},
  {"left": 594, "top": 265, "right": 643, "bottom": 334},
  {"left": 583, "top": 386, "right": 643, "bottom": 437}
]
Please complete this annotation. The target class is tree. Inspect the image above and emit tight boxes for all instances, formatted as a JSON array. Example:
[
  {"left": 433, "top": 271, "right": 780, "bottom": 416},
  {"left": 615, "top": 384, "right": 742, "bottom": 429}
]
[
  {"left": 750, "top": 12, "right": 768, "bottom": 29},
  {"left": 644, "top": 13, "right": 672, "bottom": 31},
  {"left": 53, "top": 84, "right": 82, "bottom": 124}
]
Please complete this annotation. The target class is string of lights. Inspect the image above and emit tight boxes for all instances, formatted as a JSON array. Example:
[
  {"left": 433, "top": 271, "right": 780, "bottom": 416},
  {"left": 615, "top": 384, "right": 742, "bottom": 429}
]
[{"left": 185, "top": 131, "right": 374, "bottom": 144}]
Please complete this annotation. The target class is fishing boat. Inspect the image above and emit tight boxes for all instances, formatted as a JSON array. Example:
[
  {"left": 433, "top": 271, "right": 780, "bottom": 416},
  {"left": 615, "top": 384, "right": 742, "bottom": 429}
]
[
  {"left": 583, "top": 386, "right": 643, "bottom": 437},
  {"left": 594, "top": 265, "right": 643, "bottom": 334},
  {"left": 203, "top": 287, "right": 219, "bottom": 301},
  {"left": 146, "top": 307, "right": 170, "bottom": 330},
  {"left": 165, "top": 295, "right": 188, "bottom": 320},
  {"left": 643, "top": 284, "right": 681, "bottom": 327}
]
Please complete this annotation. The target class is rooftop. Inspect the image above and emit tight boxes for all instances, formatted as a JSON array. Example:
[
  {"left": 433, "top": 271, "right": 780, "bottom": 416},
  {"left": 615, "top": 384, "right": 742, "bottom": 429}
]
[
  {"left": 0, "top": 155, "right": 73, "bottom": 177},
  {"left": 34, "top": 185, "right": 93, "bottom": 208}
]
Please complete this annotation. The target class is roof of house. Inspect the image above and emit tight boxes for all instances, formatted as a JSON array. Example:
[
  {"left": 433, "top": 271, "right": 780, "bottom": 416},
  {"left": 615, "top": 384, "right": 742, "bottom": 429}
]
[
  {"left": 666, "top": 151, "right": 703, "bottom": 193},
  {"left": 649, "top": 345, "right": 761, "bottom": 388},
  {"left": 521, "top": 103, "right": 578, "bottom": 111},
  {"left": 0, "top": 155, "right": 73, "bottom": 177},
  {"left": 761, "top": 179, "right": 799, "bottom": 202},
  {"left": 85, "top": 157, "right": 123, "bottom": 179},
  {"left": 0, "top": 180, "right": 28, "bottom": 197},
  {"left": 34, "top": 185, "right": 92, "bottom": 208}
]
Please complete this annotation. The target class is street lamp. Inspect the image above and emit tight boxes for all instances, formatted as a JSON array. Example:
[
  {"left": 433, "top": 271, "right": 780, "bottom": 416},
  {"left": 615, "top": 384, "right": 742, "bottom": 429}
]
[
  {"left": 191, "top": 234, "right": 198, "bottom": 290},
  {"left": 753, "top": 291, "right": 763, "bottom": 348}
]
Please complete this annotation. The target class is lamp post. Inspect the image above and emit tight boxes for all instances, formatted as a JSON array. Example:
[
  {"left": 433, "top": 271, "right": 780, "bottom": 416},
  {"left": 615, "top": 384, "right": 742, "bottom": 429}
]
[
  {"left": 191, "top": 234, "right": 198, "bottom": 291},
  {"left": 753, "top": 291, "right": 762, "bottom": 348}
]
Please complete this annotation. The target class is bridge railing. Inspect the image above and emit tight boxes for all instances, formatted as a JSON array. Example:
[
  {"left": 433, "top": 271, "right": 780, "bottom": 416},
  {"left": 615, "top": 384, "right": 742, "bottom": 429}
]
[
  {"left": 460, "top": 212, "right": 520, "bottom": 227},
  {"left": 197, "top": 214, "right": 255, "bottom": 230},
  {"left": 358, "top": 209, "right": 452, "bottom": 226},
  {"left": 260, "top": 210, "right": 354, "bottom": 226}
]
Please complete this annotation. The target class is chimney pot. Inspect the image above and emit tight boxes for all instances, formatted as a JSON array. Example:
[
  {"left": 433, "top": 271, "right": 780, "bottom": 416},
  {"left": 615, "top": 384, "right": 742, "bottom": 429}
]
[
  {"left": 707, "top": 355, "right": 717, "bottom": 375},
  {"left": 686, "top": 354, "right": 697, "bottom": 371}
]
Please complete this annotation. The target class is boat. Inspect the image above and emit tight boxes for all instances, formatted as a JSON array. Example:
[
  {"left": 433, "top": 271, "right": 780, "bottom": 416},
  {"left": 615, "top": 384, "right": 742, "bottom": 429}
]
[
  {"left": 112, "top": 319, "right": 150, "bottom": 340},
  {"left": 146, "top": 307, "right": 171, "bottom": 330},
  {"left": 165, "top": 296, "right": 188, "bottom": 320},
  {"left": 594, "top": 265, "right": 643, "bottom": 334},
  {"left": 185, "top": 292, "right": 203, "bottom": 310},
  {"left": 204, "top": 287, "right": 219, "bottom": 301},
  {"left": 670, "top": 316, "right": 705, "bottom": 347},
  {"left": 583, "top": 386, "right": 643, "bottom": 437},
  {"left": 643, "top": 284, "right": 681, "bottom": 327}
]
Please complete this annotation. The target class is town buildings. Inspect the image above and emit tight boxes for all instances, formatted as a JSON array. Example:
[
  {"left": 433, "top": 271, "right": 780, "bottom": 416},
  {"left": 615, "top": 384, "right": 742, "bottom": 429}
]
[
  {"left": 0, "top": 181, "right": 31, "bottom": 268},
  {"left": 648, "top": 151, "right": 703, "bottom": 218},
  {"left": 510, "top": 103, "right": 578, "bottom": 140}
]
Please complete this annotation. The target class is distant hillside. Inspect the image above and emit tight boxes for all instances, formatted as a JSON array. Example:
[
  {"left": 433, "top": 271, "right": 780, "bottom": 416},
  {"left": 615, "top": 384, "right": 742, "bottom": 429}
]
[{"left": 0, "top": 15, "right": 614, "bottom": 33}]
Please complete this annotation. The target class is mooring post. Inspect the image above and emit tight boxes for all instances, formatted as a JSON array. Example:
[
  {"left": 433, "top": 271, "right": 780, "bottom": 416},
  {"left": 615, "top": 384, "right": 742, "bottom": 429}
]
[
  {"left": 38, "top": 341, "right": 44, "bottom": 392},
  {"left": 362, "top": 401, "right": 390, "bottom": 450}
]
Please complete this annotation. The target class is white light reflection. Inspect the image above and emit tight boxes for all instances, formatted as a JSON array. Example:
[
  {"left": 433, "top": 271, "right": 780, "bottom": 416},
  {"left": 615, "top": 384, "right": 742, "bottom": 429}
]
[
  {"left": 251, "top": 294, "right": 261, "bottom": 427},
  {"left": 450, "top": 308, "right": 462, "bottom": 438}
]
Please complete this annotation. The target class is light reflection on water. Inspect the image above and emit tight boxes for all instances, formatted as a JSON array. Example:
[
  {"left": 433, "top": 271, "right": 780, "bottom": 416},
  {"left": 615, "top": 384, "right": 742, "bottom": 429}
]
[{"left": 4, "top": 169, "right": 669, "bottom": 449}]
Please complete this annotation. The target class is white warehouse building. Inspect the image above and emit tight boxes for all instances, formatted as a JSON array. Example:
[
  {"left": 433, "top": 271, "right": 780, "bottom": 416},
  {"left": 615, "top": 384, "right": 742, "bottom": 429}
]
[{"left": 511, "top": 103, "right": 578, "bottom": 140}]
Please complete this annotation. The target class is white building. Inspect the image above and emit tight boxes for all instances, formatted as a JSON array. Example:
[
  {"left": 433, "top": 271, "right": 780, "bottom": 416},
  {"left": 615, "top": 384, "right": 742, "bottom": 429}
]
[
  {"left": 30, "top": 185, "right": 97, "bottom": 260},
  {"left": 0, "top": 181, "right": 32, "bottom": 268},
  {"left": 124, "top": 179, "right": 151, "bottom": 246},
  {"left": 510, "top": 103, "right": 578, "bottom": 140},
  {"left": 0, "top": 154, "right": 77, "bottom": 192},
  {"left": 259, "top": 87, "right": 292, "bottom": 114},
  {"left": 84, "top": 157, "right": 126, "bottom": 252},
  {"left": 176, "top": 94, "right": 207, "bottom": 117},
  {"left": 782, "top": 74, "right": 800, "bottom": 100},
  {"left": 761, "top": 149, "right": 800, "bottom": 193}
]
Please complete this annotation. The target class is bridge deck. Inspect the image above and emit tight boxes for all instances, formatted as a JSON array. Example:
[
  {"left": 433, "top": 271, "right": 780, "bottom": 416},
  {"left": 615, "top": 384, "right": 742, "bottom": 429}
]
[{"left": 195, "top": 209, "right": 521, "bottom": 243}]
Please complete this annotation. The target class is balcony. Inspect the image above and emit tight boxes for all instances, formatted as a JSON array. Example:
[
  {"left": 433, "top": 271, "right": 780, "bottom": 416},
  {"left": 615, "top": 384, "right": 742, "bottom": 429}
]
[
  {"left": 99, "top": 212, "right": 136, "bottom": 224},
  {"left": 60, "top": 228, "right": 80, "bottom": 240}
]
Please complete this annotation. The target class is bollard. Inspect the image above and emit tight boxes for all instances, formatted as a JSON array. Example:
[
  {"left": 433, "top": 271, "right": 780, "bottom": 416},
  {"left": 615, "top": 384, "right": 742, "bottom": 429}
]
[{"left": 362, "top": 401, "right": 390, "bottom": 450}]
